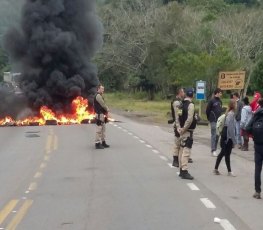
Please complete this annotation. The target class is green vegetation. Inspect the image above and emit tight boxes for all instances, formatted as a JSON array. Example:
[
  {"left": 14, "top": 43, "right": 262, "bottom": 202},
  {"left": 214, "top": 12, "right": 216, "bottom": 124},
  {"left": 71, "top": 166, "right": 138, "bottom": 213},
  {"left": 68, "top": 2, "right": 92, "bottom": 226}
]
[{"left": 96, "top": 0, "right": 263, "bottom": 99}]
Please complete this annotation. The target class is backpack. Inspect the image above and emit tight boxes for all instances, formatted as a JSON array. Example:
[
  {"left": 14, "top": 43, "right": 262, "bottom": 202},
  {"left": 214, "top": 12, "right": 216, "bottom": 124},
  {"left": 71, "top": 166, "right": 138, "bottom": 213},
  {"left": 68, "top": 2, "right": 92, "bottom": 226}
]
[
  {"left": 252, "top": 116, "right": 263, "bottom": 144},
  {"left": 216, "top": 114, "right": 226, "bottom": 136}
]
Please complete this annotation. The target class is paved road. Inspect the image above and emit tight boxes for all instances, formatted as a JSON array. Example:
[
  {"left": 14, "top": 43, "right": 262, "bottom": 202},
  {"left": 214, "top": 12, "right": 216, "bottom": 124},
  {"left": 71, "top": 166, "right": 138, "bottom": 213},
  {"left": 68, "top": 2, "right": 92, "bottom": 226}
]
[{"left": 0, "top": 113, "right": 260, "bottom": 230}]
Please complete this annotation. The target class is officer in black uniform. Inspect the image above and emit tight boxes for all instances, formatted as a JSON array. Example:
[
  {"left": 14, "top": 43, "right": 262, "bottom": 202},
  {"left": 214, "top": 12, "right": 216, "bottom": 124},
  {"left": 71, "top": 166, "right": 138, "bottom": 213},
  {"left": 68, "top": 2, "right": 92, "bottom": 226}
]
[{"left": 177, "top": 88, "right": 197, "bottom": 180}]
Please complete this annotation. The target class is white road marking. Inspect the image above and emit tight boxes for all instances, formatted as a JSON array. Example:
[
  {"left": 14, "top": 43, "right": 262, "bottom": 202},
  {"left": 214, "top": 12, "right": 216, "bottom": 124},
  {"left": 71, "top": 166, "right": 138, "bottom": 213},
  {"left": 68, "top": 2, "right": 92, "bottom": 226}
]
[
  {"left": 40, "top": 163, "right": 47, "bottom": 169},
  {"left": 167, "top": 163, "right": 173, "bottom": 168},
  {"left": 154, "top": 126, "right": 159, "bottom": 128},
  {"left": 118, "top": 127, "right": 122, "bottom": 129},
  {"left": 133, "top": 136, "right": 139, "bottom": 139},
  {"left": 25, "top": 191, "right": 29, "bottom": 194},
  {"left": 123, "top": 129, "right": 128, "bottom": 132},
  {"left": 139, "top": 140, "right": 145, "bottom": 143},
  {"left": 22, "top": 197, "right": 27, "bottom": 200},
  {"left": 200, "top": 198, "right": 216, "bottom": 209},
  {"left": 220, "top": 219, "right": 237, "bottom": 230},
  {"left": 34, "top": 172, "right": 42, "bottom": 179},
  {"left": 113, "top": 124, "right": 117, "bottom": 127},
  {"left": 44, "top": 155, "right": 50, "bottom": 161},
  {"left": 159, "top": 156, "right": 168, "bottom": 161},
  {"left": 128, "top": 132, "right": 133, "bottom": 135},
  {"left": 176, "top": 172, "right": 180, "bottom": 176},
  {"left": 145, "top": 144, "right": 152, "bottom": 148},
  {"left": 187, "top": 183, "right": 200, "bottom": 191},
  {"left": 152, "top": 150, "right": 159, "bottom": 154},
  {"left": 28, "top": 182, "right": 37, "bottom": 191},
  {"left": 12, "top": 210, "right": 17, "bottom": 213}
]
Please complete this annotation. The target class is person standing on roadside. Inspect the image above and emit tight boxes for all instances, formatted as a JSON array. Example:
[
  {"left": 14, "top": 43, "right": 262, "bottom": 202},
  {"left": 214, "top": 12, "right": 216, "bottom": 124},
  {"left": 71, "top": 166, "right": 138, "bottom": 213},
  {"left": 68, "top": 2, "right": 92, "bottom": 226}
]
[
  {"left": 233, "top": 92, "right": 243, "bottom": 149},
  {"left": 94, "top": 84, "right": 110, "bottom": 149},
  {"left": 206, "top": 88, "right": 223, "bottom": 157},
  {"left": 240, "top": 97, "right": 252, "bottom": 151},
  {"left": 177, "top": 88, "right": 197, "bottom": 180},
  {"left": 246, "top": 98, "right": 263, "bottom": 199},
  {"left": 170, "top": 87, "right": 185, "bottom": 167},
  {"left": 213, "top": 99, "right": 237, "bottom": 177}
]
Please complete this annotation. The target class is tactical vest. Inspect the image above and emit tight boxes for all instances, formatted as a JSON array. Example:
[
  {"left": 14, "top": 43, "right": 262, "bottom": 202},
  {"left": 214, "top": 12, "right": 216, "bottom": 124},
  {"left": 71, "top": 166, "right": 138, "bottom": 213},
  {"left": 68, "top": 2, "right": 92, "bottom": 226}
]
[
  {"left": 93, "top": 93, "right": 107, "bottom": 114},
  {"left": 171, "top": 98, "right": 182, "bottom": 122},
  {"left": 179, "top": 100, "right": 197, "bottom": 130}
]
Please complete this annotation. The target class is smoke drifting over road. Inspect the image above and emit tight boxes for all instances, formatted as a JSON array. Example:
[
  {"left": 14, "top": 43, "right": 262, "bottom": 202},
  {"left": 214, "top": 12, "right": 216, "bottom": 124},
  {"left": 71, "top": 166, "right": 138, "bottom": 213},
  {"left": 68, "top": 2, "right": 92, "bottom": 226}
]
[{"left": 2, "top": 0, "right": 103, "bottom": 117}]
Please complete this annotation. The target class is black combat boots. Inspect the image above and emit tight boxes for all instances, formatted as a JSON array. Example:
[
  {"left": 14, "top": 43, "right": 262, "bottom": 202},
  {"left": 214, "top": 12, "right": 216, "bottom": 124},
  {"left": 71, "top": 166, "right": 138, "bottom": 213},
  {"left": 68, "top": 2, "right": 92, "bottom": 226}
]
[
  {"left": 172, "top": 156, "right": 179, "bottom": 167},
  {"left": 95, "top": 142, "right": 104, "bottom": 149},
  {"left": 180, "top": 170, "right": 194, "bottom": 180},
  {"left": 102, "top": 141, "right": 110, "bottom": 148}
]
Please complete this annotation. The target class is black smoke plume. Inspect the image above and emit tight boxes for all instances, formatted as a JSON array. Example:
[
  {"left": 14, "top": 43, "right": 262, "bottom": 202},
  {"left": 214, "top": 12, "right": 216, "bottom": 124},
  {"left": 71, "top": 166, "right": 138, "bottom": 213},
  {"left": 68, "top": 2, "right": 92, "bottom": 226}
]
[{"left": 2, "top": 0, "right": 103, "bottom": 118}]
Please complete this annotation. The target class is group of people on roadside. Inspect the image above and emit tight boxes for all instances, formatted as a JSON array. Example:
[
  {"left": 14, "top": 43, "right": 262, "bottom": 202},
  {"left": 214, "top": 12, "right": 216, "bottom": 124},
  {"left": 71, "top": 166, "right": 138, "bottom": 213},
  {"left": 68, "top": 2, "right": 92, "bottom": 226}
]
[
  {"left": 205, "top": 89, "right": 263, "bottom": 199},
  {"left": 94, "top": 83, "right": 263, "bottom": 200}
]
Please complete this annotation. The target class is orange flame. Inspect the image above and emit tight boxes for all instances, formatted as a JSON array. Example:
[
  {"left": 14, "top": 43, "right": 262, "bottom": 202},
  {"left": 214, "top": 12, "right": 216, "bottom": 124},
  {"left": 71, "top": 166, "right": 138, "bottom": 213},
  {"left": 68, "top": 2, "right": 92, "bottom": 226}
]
[{"left": 0, "top": 96, "right": 95, "bottom": 126}]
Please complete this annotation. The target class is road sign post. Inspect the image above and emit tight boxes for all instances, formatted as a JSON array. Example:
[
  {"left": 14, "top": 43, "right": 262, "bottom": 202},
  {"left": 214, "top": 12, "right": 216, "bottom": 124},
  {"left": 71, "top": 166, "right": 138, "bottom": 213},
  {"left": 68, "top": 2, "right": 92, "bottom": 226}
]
[{"left": 196, "top": 81, "right": 206, "bottom": 118}]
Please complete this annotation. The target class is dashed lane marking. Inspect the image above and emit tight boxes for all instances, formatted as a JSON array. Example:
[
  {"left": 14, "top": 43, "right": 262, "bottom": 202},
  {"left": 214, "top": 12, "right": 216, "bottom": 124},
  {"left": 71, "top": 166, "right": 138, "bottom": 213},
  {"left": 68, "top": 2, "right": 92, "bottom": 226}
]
[
  {"left": 200, "top": 198, "right": 216, "bottom": 209},
  {"left": 145, "top": 144, "right": 152, "bottom": 148},
  {"left": 28, "top": 182, "right": 37, "bottom": 191},
  {"left": 159, "top": 156, "right": 168, "bottom": 161},
  {"left": 133, "top": 136, "right": 139, "bottom": 139},
  {"left": 44, "top": 155, "right": 50, "bottom": 161},
  {"left": 128, "top": 132, "right": 133, "bottom": 135},
  {"left": 220, "top": 219, "right": 237, "bottom": 230},
  {"left": 187, "top": 183, "right": 200, "bottom": 191},
  {"left": 40, "top": 163, "right": 47, "bottom": 169},
  {"left": 152, "top": 150, "right": 159, "bottom": 154},
  {"left": 139, "top": 140, "right": 145, "bottom": 143},
  {"left": 34, "top": 172, "right": 42, "bottom": 179},
  {"left": 0, "top": 200, "right": 19, "bottom": 225}
]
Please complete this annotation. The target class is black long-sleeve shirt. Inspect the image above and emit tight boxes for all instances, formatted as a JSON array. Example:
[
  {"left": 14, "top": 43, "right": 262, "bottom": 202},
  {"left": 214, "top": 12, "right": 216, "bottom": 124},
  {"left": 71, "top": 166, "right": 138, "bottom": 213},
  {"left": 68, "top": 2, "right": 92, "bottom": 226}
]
[{"left": 206, "top": 97, "right": 222, "bottom": 122}]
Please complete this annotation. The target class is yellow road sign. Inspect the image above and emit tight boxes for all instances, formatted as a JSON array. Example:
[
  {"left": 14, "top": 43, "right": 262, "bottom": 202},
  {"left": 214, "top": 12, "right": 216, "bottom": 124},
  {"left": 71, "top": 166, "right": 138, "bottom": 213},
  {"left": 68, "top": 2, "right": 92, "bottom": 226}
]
[{"left": 218, "top": 71, "right": 245, "bottom": 90}]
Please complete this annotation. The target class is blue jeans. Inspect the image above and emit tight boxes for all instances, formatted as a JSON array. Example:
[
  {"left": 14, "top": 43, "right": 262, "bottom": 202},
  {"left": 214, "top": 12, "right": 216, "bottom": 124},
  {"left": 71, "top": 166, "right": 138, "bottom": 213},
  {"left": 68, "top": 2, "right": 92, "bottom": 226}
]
[
  {"left": 210, "top": 122, "right": 219, "bottom": 152},
  {"left": 235, "top": 120, "right": 242, "bottom": 145}
]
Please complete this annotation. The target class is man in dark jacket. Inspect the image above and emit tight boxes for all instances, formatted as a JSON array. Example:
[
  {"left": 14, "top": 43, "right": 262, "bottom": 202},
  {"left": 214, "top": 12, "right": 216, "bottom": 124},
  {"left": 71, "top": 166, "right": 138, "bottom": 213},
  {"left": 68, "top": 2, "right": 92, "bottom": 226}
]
[
  {"left": 206, "top": 88, "right": 222, "bottom": 157},
  {"left": 246, "top": 98, "right": 263, "bottom": 199}
]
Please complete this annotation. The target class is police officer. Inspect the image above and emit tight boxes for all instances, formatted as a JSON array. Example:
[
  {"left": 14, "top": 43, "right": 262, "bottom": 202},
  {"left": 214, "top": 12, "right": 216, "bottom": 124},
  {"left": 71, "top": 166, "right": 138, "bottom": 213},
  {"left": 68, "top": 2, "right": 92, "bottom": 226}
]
[
  {"left": 171, "top": 87, "right": 185, "bottom": 167},
  {"left": 178, "top": 88, "right": 196, "bottom": 180},
  {"left": 94, "top": 84, "right": 110, "bottom": 149}
]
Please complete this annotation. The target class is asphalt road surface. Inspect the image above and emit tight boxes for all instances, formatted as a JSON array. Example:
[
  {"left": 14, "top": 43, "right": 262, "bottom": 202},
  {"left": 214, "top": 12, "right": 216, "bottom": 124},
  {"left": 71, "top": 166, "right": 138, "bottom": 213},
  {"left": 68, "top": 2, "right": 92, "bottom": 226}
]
[{"left": 0, "top": 113, "right": 261, "bottom": 230}]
